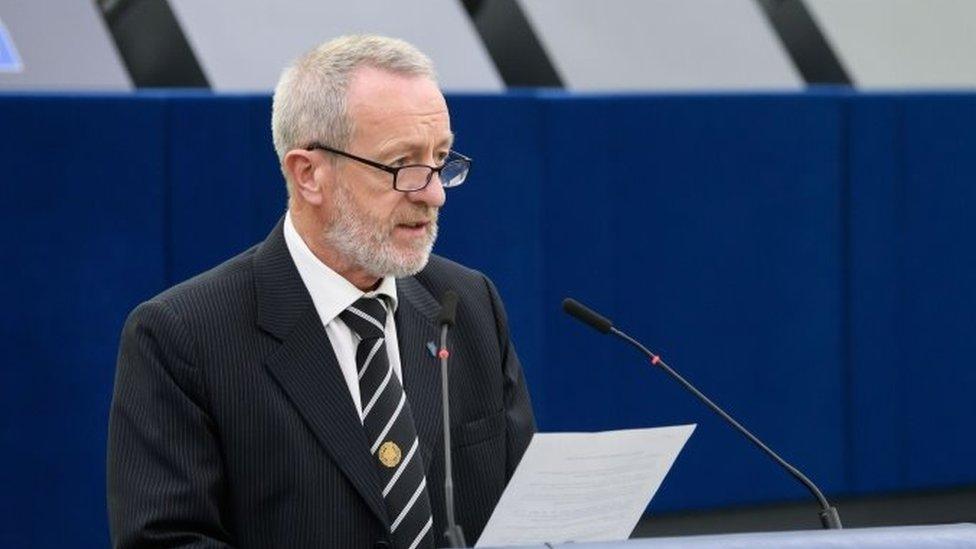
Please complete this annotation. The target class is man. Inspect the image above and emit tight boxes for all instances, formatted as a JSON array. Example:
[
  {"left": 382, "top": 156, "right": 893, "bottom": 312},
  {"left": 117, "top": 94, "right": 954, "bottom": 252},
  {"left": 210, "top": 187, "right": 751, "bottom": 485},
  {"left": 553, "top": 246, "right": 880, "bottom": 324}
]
[{"left": 107, "top": 35, "right": 535, "bottom": 548}]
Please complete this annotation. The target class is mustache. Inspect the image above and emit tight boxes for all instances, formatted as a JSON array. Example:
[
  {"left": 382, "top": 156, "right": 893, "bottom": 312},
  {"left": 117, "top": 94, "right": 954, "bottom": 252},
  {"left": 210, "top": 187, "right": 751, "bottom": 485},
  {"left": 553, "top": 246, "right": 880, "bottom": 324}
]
[{"left": 393, "top": 207, "right": 439, "bottom": 225}]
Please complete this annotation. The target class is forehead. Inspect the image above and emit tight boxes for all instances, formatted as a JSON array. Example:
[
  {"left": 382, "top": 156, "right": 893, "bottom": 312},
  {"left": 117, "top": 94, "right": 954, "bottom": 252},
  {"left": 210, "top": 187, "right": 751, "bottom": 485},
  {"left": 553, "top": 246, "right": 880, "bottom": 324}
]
[{"left": 345, "top": 66, "right": 451, "bottom": 144}]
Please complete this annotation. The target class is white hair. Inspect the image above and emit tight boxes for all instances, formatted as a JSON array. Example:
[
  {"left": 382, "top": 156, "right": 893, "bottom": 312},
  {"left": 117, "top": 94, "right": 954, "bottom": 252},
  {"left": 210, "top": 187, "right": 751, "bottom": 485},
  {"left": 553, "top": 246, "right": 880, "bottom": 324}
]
[{"left": 271, "top": 35, "right": 437, "bottom": 190}]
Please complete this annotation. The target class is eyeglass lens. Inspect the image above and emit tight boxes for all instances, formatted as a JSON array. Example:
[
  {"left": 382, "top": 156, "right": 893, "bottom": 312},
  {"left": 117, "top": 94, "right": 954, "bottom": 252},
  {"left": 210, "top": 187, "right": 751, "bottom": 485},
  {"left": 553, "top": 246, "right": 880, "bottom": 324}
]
[{"left": 396, "top": 159, "right": 468, "bottom": 191}]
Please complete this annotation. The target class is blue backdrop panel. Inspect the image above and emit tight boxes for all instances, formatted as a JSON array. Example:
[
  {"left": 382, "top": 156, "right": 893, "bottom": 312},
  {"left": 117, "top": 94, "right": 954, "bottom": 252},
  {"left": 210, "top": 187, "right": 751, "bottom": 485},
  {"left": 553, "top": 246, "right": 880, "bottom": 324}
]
[
  {"left": 898, "top": 96, "right": 976, "bottom": 488},
  {"left": 847, "top": 98, "right": 905, "bottom": 493},
  {"left": 439, "top": 94, "right": 549, "bottom": 418},
  {"left": 539, "top": 95, "right": 847, "bottom": 513},
  {"left": 3, "top": 92, "right": 976, "bottom": 549},
  {"left": 0, "top": 95, "right": 167, "bottom": 548},
  {"left": 849, "top": 95, "right": 976, "bottom": 493},
  {"left": 167, "top": 94, "right": 286, "bottom": 284}
]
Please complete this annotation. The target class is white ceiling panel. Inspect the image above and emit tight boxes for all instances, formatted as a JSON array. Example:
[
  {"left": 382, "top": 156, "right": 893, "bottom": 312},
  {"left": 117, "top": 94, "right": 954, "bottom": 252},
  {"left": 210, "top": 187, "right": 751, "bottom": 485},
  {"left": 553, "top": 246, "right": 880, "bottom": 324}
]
[
  {"left": 0, "top": 2, "right": 130, "bottom": 90},
  {"left": 169, "top": 0, "right": 502, "bottom": 92},
  {"left": 808, "top": 0, "right": 976, "bottom": 89},
  {"left": 520, "top": 0, "right": 802, "bottom": 91}
]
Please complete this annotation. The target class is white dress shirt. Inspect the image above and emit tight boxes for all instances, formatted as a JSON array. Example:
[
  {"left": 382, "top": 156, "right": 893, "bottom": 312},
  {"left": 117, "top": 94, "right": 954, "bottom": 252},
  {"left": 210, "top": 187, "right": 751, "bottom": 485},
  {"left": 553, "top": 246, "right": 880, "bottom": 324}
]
[{"left": 283, "top": 211, "right": 403, "bottom": 421}]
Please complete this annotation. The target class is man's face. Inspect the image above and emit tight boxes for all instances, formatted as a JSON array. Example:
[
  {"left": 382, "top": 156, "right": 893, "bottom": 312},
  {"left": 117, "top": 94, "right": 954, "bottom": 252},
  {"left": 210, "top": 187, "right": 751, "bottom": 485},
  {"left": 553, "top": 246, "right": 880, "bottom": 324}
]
[{"left": 321, "top": 67, "right": 451, "bottom": 279}]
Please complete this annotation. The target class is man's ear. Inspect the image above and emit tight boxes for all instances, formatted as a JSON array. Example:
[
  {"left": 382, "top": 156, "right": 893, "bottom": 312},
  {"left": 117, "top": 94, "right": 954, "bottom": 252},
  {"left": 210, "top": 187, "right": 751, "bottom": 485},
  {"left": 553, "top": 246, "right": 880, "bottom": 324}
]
[{"left": 283, "top": 149, "right": 329, "bottom": 206}]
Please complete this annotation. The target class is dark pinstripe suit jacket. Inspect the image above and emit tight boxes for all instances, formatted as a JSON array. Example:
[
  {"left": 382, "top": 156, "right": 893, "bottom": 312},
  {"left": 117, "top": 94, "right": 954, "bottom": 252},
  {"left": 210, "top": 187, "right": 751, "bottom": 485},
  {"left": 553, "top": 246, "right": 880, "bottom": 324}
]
[{"left": 107, "top": 217, "right": 535, "bottom": 548}]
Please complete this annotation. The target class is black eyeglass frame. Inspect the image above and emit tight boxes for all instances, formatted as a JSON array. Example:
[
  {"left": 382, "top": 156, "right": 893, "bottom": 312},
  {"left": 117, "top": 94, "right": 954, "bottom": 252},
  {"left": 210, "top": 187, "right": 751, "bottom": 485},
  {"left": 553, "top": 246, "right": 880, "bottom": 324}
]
[{"left": 304, "top": 142, "right": 472, "bottom": 192}]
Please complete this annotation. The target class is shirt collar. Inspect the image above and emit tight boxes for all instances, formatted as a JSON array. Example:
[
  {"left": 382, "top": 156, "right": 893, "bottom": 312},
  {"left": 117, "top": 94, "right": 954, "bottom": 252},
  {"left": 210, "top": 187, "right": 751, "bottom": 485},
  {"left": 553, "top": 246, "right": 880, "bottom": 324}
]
[{"left": 283, "top": 211, "right": 398, "bottom": 324}]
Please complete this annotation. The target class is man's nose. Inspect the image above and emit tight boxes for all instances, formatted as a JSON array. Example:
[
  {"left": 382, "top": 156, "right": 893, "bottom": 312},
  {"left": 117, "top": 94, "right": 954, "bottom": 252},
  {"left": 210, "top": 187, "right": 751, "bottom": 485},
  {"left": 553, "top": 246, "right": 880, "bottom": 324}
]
[{"left": 407, "top": 174, "right": 446, "bottom": 208}]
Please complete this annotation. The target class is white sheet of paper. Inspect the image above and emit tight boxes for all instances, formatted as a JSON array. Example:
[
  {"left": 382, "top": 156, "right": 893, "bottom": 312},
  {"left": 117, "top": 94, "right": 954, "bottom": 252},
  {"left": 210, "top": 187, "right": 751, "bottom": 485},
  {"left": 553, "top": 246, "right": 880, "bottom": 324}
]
[{"left": 475, "top": 424, "right": 696, "bottom": 547}]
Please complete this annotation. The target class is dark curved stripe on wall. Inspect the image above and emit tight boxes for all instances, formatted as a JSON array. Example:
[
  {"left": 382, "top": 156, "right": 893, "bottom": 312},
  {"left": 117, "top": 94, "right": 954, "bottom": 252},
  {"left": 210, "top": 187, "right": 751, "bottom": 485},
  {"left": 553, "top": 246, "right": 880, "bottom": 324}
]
[
  {"left": 100, "top": 0, "right": 210, "bottom": 88},
  {"left": 757, "top": 0, "right": 852, "bottom": 85},
  {"left": 462, "top": 0, "right": 564, "bottom": 88}
]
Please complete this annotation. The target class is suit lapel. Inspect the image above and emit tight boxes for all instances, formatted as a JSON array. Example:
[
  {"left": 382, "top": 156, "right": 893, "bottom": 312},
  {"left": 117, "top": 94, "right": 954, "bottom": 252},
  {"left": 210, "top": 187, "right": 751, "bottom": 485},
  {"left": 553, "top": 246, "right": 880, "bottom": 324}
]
[
  {"left": 255, "top": 218, "right": 389, "bottom": 528},
  {"left": 395, "top": 277, "right": 443, "bottom": 473}
]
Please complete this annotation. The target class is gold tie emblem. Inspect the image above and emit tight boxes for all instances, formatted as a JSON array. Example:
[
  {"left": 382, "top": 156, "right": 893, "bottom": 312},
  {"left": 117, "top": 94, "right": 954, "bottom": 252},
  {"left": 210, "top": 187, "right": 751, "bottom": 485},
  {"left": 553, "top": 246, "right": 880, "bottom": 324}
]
[{"left": 378, "top": 441, "right": 402, "bottom": 468}]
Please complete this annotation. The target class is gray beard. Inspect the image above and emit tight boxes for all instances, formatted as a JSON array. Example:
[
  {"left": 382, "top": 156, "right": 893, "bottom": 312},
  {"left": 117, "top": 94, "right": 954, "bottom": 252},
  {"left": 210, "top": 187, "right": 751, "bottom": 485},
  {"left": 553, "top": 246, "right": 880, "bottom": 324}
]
[{"left": 324, "top": 181, "right": 438, "bottom": 279}]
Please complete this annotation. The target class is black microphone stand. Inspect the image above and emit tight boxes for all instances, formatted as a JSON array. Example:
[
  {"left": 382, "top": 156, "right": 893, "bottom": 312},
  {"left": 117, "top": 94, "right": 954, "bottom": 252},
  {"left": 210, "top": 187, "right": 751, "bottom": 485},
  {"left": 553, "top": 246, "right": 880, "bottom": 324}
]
[
  {"left": 611, "top": 327, "right": 842, "bottom": 529},
  {"left": 439, "top": 292, "right": 467, "bottom": 547},
  {"left": 562, "top": 298, "right": 842, "bottom": 530}
]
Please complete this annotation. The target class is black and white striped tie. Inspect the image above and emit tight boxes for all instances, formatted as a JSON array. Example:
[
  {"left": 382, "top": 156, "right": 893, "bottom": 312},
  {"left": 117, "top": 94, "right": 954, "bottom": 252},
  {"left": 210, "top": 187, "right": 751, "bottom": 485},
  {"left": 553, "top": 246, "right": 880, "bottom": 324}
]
[{"left": 340, "top": 297, "right": 434, "bottom": 549}]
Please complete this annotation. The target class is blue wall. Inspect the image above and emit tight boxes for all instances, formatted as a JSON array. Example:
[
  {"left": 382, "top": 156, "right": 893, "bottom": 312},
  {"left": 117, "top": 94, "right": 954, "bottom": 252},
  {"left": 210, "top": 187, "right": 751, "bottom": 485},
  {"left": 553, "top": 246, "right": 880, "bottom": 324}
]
[{"left": 1, "top": 90, "right": 975, "bottom": 546}]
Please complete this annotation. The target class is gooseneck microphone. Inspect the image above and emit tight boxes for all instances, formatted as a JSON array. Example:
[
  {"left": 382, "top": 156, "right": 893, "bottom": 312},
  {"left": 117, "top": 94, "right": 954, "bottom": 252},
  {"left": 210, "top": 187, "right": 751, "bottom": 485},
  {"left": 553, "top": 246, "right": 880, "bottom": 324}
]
[
  {"left": 437, "top": 290, "right": 467, "bottom": 547},
  {"left": 561, "top": 298, "right": 843, "bottom": 530}
]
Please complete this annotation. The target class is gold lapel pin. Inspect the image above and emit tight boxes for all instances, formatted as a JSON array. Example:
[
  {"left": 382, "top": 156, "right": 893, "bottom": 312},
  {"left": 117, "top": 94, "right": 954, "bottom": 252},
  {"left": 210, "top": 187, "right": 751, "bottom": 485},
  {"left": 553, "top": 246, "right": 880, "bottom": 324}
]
[{"left": 378, "top": 441, "right": 402, "bottom": 468}]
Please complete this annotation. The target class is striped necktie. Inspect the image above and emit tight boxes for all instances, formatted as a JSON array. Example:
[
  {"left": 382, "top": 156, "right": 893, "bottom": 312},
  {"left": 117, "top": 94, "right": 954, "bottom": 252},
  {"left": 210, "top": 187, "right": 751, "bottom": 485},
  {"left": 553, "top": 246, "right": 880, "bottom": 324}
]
[{"left": 340, "top": 297, "right": 435, "bottom": 549}]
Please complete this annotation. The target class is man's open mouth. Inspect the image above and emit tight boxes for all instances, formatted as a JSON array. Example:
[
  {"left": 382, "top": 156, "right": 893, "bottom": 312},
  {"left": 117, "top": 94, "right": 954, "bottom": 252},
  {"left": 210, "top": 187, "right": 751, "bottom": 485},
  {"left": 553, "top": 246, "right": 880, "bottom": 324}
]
[{"left": 399, "top": 221, "right": 429, "bottom": 229}]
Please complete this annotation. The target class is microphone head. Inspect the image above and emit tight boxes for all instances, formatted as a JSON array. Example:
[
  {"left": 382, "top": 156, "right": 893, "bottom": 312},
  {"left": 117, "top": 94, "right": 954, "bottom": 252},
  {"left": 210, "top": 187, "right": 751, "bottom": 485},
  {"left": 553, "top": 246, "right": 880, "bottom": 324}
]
[
  {"left": 562, "top": 298, "right": 613, "bottom": 334},
  {"left": 438, "top": 290, "right": 459, "bottom": 327}
]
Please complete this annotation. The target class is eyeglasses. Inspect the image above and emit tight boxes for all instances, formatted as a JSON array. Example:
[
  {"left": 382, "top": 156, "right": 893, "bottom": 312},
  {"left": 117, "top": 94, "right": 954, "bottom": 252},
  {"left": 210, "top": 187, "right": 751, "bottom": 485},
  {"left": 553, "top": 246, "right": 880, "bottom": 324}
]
[{"left": 305, "top": 142, "right": 472, "bottom": 192}]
